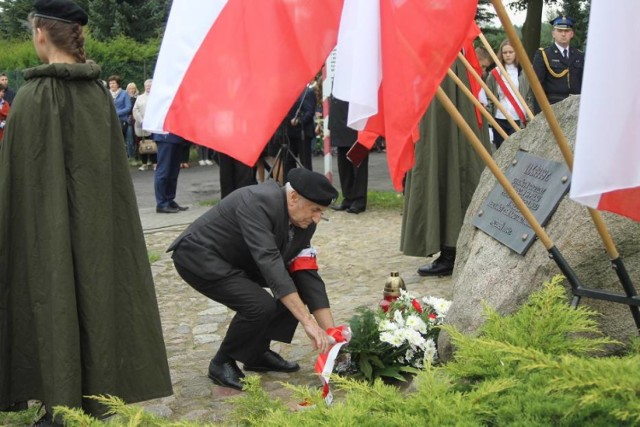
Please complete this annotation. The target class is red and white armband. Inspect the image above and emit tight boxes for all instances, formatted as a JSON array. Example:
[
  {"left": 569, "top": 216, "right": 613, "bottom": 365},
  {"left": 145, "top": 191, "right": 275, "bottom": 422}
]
[{"left": 288, "top": 247, "right": 318, "bottom": 273}]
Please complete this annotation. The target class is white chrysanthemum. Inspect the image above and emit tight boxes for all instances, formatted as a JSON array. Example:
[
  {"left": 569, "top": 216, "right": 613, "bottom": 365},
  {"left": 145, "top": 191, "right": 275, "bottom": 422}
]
[
  {"left": 380, "top": 330, "right": 404, "bottom": 347},
  {"left": 422, "top": 296, "right": 452, "bottom": 316},
  {"left": 405, "top": 348, "right": 415, "bottom": 362},
  {"left": 422, "top": 339, "right": 438, "bottom": 365},
  {"left": 378, "top": 319, "right": 398, "bottom": 332},
  {"left": 405, "top": 315, "right": 427, "bottom": 334},
  {"left": 393, "top": 309, "right": 405, "bottom": 327},
  {"left": 400, "top": 328, "right": 426, "bottom": 348}
]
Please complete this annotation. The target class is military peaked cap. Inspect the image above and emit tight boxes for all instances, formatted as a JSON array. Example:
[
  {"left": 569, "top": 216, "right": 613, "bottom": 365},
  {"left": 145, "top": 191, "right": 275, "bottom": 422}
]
[{"left": 550, "top": 15, "right": 575, "bottom": 29}]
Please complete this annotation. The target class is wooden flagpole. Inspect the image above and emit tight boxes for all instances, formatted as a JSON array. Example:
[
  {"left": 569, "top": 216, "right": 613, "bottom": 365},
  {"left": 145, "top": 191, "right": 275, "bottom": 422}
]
[
  {"left": 490, "top": 0, "right": 640, "bottom": 330},
  {"left": 446, "top": 69, "right": 509, "bottom": 141},
  {"left": 490, "top": 0, "right": 619, "bottom": 259},
  {"left": 435, "top": 86, "right": 551, "bottom": 247},
  {"left": 456, "top": 52, "right": 521, "bottom": 132},
  {"left": 477, "top": 32, "right": 535, "bottom": 121}
]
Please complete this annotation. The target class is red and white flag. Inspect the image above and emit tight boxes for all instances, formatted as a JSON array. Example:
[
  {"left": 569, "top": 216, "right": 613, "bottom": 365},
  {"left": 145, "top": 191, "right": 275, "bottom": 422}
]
[
  {"left": 332, "top": 0, "right": 478, "bottom": 190},
  {"left": 144, "top": 0, "right": 342, "bottom": 166},
  {"left": 571, "top": 0, "right": 640, "bottom": 221}
]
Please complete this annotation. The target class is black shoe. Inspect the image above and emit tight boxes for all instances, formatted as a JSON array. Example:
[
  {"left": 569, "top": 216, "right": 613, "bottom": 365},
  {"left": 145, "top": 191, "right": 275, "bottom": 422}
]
[
  {"left": 417, "top": 261, "right": 453, "bottom": 277},
  {"left": 346, "top": 206, "right": 365, "bottom": 214},
  {"left": 244, "top": 349, "right": 300, "bottom": 373},
  {"left": 156, "top": 206, "right": 180, "bottom": 214},
  {"left": 169, "top": 202, "right": 189, "bottom": 211},
  {"left": 208, "top": 360, "right": 245, "bottom": 391},
  {"left": 330, "top": 203, "right": 350, "bottom": 211}
]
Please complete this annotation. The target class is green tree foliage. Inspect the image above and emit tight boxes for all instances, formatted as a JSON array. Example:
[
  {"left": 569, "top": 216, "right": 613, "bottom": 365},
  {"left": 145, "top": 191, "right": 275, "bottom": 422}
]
[
  {"left": 89, "top": 0, "right": 170, "bottom": 42},
  {"left": 0, "top": 0, "right": 32, "bottom": 40}
]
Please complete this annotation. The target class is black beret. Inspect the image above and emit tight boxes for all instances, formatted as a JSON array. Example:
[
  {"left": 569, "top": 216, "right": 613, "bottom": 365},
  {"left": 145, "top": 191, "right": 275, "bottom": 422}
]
[
  {"left": 33, "top": 0, "right": 88, "bottom": 26},
  {"left": 288, "top": 168, "right": 338, "bottom": 207}
]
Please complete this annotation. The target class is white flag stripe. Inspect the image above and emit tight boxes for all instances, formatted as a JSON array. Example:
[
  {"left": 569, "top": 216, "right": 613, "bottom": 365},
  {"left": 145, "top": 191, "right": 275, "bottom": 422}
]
[
  {"left": 144, "top": 0, "right": 227, "bottom": 133},
  {"left": 571, "top": 0, "right": 640, "bottom": 205},
  {"left": 332, "top": 0, "right": 382, "bottom": 130}
]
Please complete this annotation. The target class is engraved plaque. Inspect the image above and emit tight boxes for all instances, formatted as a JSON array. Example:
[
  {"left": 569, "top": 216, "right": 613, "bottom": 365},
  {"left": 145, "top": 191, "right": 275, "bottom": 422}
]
[{"left": 472, "top": 151, "right": 571, "bottom": 255}]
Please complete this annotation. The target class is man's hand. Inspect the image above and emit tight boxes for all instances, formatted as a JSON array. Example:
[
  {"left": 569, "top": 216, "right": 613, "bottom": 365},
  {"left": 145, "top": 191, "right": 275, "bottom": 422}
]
[
  {"left": 280, "top": 292, "right": 330, "bottom": 353},
  {"left": 301, "top": 317, "right": 330, "bottom": 354}
]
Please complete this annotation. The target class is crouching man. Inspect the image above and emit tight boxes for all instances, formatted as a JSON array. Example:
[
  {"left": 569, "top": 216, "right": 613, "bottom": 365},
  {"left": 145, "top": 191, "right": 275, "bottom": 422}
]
[{"left": 168, "top": 168, "right": 338, "bottom": 390}]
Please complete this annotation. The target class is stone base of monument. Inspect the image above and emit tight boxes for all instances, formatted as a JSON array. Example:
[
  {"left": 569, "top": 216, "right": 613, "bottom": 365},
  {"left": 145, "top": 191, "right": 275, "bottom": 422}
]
[{"left": 438, "top": 95, "right": 640, "bottom": 359}]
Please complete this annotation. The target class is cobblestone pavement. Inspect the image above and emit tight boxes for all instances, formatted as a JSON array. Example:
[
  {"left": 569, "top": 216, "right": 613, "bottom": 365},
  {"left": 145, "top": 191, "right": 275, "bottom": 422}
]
[{"left": 138, "top": 207, "right": 452, "bottom": 424}]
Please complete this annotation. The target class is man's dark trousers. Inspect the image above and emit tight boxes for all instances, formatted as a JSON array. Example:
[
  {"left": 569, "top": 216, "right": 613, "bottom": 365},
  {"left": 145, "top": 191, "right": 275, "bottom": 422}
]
[
  {"left": 154, "top": 139, "right": 183, "bottom": 209},
  {"left": 174, "top": 263, "right": 298, "bottom": 364}
]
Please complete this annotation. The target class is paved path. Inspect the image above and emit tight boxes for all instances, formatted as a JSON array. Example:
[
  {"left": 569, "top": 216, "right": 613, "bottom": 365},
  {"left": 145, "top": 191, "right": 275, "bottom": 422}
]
[{"left": 132, "top": 153, "right": 452, "bottom": 424}]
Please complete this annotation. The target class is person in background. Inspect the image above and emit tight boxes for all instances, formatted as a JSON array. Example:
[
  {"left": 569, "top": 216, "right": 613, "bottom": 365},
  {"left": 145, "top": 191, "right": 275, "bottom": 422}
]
[
  {"left": 132, "top": 78, "right": 157, "bottom": 170},
  {"left": 0, "top": 1, "right": 172, "bottom": 424},
  {"left": 474, "top": 46, "right": 495, "bottom": 81},
  {"left": 198, "top": 145, "right": 214, "bottom": 166},
  {"left": 218, "top": 152, "right": 257, "bottom": 199},
  {"left": 153, "top": 132, "right": 189, "bottom": 213},
  {"left": 168, "top": 168, "right": 338, "bottom": 390},
  {"left": 328, "top": 97, "right": 368, "bottom": 214},
  {"left": 125, "top": 82, "right": 139, "bottom": 165},
  {"left": 0, "top": 84, "right": 9, "bottom": 142},
  {"left": 0, "top": 73, "right": 16, "bottom": 105},
  {"left": 401, "top": 58, "right": 490, "bottom": 277},
  {"left": 107, "top": 74, "right": 131, "bottom": 149},
  {"left": 481, "top": 39, "right": 531, "bottom": 149},
  {"left": 532, "top": 15, "right": 584, "bottom": 114}
]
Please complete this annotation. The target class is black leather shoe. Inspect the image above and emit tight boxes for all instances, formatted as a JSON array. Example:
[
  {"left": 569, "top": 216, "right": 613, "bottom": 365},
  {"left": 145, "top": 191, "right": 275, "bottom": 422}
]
[
  {"left": 169, "top": 202, "right": 189, "bottom": 211},
  {"left": 330, "top": 203, "right": 350, "bottom": 211},
  {"left": 346, "top": 206, "right": 365, "bottom": 214},
  {"left": 208, "top": 360, "right": 245, "bottom": 390},
  {"left": 244, "top": 349, "right": 300, "bottom": 373},
  {"left": 156, "top": 206, "right": 180, "bottom": 214},
  {"left": 417, "top": 260, "right": 453, "bottom": 277}
]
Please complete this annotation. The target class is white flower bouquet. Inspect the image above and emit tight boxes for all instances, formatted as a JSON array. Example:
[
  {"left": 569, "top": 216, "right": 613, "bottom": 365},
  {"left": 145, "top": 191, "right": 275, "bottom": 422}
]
[{"left": 338, "top": 290, "right": 450, "bottom": 383}]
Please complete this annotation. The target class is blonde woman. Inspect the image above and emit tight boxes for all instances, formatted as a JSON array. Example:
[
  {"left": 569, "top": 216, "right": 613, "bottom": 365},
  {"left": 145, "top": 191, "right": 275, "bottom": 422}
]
[{"left": 482, "top": 39, "right": 531, "bottom": 149}]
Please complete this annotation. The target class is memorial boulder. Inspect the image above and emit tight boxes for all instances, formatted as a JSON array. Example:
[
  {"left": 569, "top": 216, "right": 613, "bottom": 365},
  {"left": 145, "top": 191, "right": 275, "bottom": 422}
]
[{"left": 439, "top": 95, "right": 640, "bottom": 358}]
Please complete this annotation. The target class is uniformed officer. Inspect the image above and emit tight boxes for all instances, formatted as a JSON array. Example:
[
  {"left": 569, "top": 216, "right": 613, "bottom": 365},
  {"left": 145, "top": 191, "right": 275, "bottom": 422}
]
[{"left": 532, "top": 15, "right": 585, "bottom": 114}]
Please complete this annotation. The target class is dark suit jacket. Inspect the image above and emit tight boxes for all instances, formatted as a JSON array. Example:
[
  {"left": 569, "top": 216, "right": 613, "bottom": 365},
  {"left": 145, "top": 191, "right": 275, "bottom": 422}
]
[
  {"left": 328, "top": 97, "right": 358, "bottom": 148},
  {"left": 168, "top": 182, "right": 329, "bottom": 309},
  {"left": 532, "top": 44, "right": 584, "bottom": 111},
  {"left": 287, "top": 86, "right": 316, "bottom": 140}
]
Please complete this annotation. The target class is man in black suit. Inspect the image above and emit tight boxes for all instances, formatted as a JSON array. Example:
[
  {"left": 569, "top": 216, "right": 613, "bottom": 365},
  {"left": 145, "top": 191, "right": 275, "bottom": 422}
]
[
  {"left": 532, "top": 15, "right": 585, "bottom": 114},
  {"left": 328, "top": 97, "right": 369, "bottom": 214},
  {"left": 168, "top": 168, "right": 338, "bottom": 390}
]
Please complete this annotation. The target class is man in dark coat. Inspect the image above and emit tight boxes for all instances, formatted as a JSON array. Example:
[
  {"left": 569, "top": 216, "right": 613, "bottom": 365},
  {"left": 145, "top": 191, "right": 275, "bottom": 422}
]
[
  {"left": 169, "top": 168, "right": 338, "bottom": 390},
  {"left": 287, "top": 85, "right": 317, "bottom": 171},
  {"left": 328, "top": 97, "right": 369, "bottom": 214},
  {"left": 154, "top": 132, "right": 190, "bottom": 213},
  {"left": 0, "top": 1, "right": 172, "bottom": 419},
  {"left": 532, "top": 16, "right": 585, "bottom": 114}
]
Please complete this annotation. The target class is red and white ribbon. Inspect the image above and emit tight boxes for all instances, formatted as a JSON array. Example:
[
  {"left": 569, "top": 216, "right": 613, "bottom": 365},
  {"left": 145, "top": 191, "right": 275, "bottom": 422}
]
[{"left": 314, "top": 325, "right": 351, "bottom": 405}]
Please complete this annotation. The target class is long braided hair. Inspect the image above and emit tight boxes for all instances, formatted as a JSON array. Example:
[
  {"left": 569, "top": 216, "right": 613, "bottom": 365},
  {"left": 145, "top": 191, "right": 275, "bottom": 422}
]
[{"left": 29, "top": 12, "right": 86, "bottom": 63}]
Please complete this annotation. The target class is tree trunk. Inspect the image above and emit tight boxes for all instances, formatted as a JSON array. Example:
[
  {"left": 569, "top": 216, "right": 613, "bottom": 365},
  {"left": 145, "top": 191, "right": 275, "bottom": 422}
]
[{"left": 521, "top": 0, "right": 544, "bottom": 60}]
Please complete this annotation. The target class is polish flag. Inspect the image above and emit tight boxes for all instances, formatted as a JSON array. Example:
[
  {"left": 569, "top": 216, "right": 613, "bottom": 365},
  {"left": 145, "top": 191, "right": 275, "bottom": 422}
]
[
  {"left": 571, "top": 0, "right": 640, "bottom": 221},
  {"left": 144, "top": 0, "right": 342, "bottom": 166},
  {"left": 332, "top": 0, "right": 478, "bottom": 190}
]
